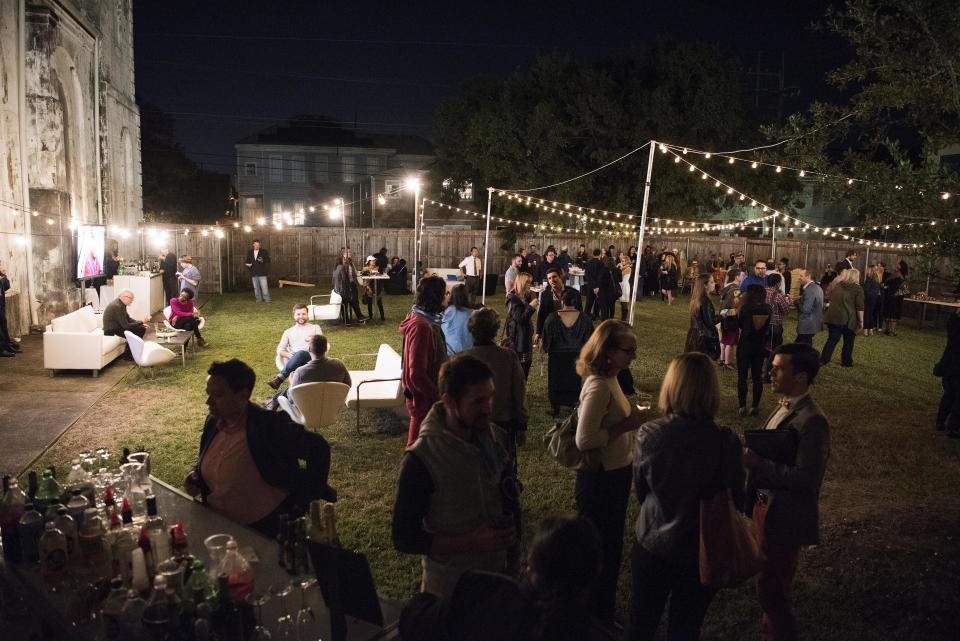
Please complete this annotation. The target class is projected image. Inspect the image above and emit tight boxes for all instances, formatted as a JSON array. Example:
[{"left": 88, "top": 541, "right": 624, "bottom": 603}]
[{"left": 76, "top": 225, "right": 106, "bottom": 279}]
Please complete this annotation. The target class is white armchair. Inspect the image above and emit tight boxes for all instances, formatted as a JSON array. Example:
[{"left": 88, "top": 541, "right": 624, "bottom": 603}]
[
  {"left": 346, "top": 343, "right": 405, "bottom": 434},
  {"left": 124, "top": 331, "right": 176, "bottom": 375},
  {"left": 163, "top": 306, "right": 205, "bottom": 332},
  {"left": 278, "top": 382, "right": 350, "bottom": 431},
  {"left": 43, "top": 306, "right": 126, "bottom": 377},
  {"left": 308, "top": 291, "right": 342, "bottom": 323}
]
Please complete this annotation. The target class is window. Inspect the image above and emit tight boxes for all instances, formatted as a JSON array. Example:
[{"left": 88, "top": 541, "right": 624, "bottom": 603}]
[
  {"left": 385, "top": 179, "right": 402, "bottom": 199},
  {"left": 342, "top": 156, "right": 356, "bottom": 183},
  {"left": 293, "top": 201, "right": 305, "bottom": 225},
  {"left": 367, "top": 156, "right": 384, "bottom": 174},
  {"left": 269, "top": 154, "right": 283, "bottom": 183},
  {"left": 271, "top": 200, "right": 284, "bottom": 225},
  {"left": 244, "top": 162, "right": 257, "bottom": 177},
  {"left": 315, "top": 154, "right": 328, "bottom": 183},
  {"left": 242, "top": 196, "right": 263, "bottom": 221},
  {"left": 290, "top": 155, "right": 305, "bottom": 183},
  {"left": 443, "top": 178, "right": 474, "bottom": 201}
]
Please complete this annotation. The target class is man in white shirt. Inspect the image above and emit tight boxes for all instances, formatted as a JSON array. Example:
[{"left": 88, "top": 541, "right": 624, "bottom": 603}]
[
  {"left": 267, "top": 303, "right": 323, "bottom": 390},
  {"left": 503, "top": 254, "right": 523, "bottom": 297},
  {"left": 458, "top": 246, "right": 482, "bottom": 304}
]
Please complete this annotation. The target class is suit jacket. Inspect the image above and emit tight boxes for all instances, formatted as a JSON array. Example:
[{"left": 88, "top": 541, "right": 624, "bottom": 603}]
[
  {"left": 195, "top": 403, "right": 336, "bottom": 509},
  {"left": 536, "top": 285, "right": 581, "bottom": 335},
  {"left": 749, "top": 394, "right": 830, "bottom": 546},
  {"left": 584, "top": 257, "right": 602, "bottom": 287},
  {"left": 834, "top": 257, "right": 854, "bottom": 274},
  {"left": 796, "top": 282, "right": 824, "bottom": 335},
  {"left": 245, "top": 248, "right": 270, "bottom": 277}
]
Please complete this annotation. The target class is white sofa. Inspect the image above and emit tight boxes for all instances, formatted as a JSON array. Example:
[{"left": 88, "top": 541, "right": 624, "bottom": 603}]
[
  {"left": 346, "top": 343, "right": 406, "bottom": 433},
  {"left": 44, "top": 306, "right": 127, "bottom": 377},
  {"left": 425, "top": 268, "right": 465, "bottom": 293}
]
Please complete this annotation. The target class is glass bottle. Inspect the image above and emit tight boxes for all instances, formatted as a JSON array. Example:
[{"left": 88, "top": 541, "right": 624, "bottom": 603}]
[
  {"left": 142, "top": 574, "right": 171, "bottom": 627},
  {"left": 137, "top": 525, "right": 155, "bottom": 580},
  {"left": 53, "top": 506, "right": 81, "bottom": 568},
  {"left": 111, "top": 506, "right": 138, "bottom": 584},
  {"left": 323, "top": 503, "right": 338, "bottom": 546},
  {"left": 78, "top": 507, "right": 111, "bottom": 579},
  {"left": 130, "top": 546, "right": 150, "bottom": 594},
  {"left": 170, "top": 520, "right": 188, "bottom": 556},
  {"left": 144, "top": 495, "right": 170, "bottom": 565},
  {"left": 0, "top": 475, "right": 26, "bottom": 562},
  {"left": 293, "top": 518, "right": 310, "bottom": 574},
  {"left": 194, "top": 601, "right": 213, "bottom": 641},
  {"left": 118, "top": 589, "right": 146, "bottom": 626},
  {"left": 101, "top": 577, "right": 128, "bottom": 637},
  {"left": 277, "top": 514, "right": 289, "bottom": 568},
  {"left": 307, "top": 501, "right": 325, "bottom": 544},
  {"left": 17, "top": 502, "right": 43, "bottom": 563},
  {"left": 39, "top": 521, "right": 69, "bottom": 583},
  {"left": 185, "top": 559, "right": 215, "bottom": 604},
  {"left": 66, "top": 490, "right": 90, "bottom": 527},
  {"left": 218, "top": 539, "right": 254, "bottom": 603},
  {"left": 36, "top": 468, "right": 64, "bottom": 520}
]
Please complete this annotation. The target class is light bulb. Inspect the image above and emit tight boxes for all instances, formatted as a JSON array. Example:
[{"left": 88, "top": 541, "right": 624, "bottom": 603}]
[
  {"left": 728, "top": 157, "right": 735, "bottom": 164},
  {"left": 751, "top": 162, "right": 758, "bottom": 169}
]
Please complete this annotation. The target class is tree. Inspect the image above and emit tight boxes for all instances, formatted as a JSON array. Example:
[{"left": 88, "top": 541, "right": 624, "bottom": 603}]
[{"left": 431, "top": 43, "right": 802, "bottom": 244}]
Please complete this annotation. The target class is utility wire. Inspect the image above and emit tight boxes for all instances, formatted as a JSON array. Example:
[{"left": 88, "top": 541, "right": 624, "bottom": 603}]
[{"left": 502, "top": 142, "right": 652, "bottom": 193}]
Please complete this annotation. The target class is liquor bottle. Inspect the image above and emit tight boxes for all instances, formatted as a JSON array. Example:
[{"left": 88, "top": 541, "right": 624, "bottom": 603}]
[
  {"left": 101, "top": 577, "right": 128, "bottom": 637},
  {"left": 111, "top": 506, "right": 138, "bottom": 584},
  {"left": 169, "top": 520, "right": 188, "bottom": 556},
  {"left": 0, "top": 475, "right": 26, "bottom": 562},
  {"left": 217, "top": 539, "right": 254, "bottom": 603},
  {"left": 120, "top": 496, "right": 134, "bottom": 525},
  {"left": 293, "top": 517, "right": 310, "bottom": 573},
  {"left": 39, "top": 521, "right": 69, "bottom": 583},
  {"left": 142, "top": 574, "right": 171, "bottom": 627},
  {"left": 35, "top": 468, "right": 63, "bottom": 519},
  {"left": 130, "top": 547, "right": 150, "bottom": 594},
  {"left": 53, "top": 506, "right": 81, "bottom": 568},
  {"left": 26, "top": 470, "right": 38, "bottom": 503},
  {"left": 78, "top": 507, "right": 111, "bottom": 579},
  {"left": 144, "top": 495, "right": 170, "bottom": 565},
  {"left": 137, "top": 525, "right": 155, "bottom": 578},
  {"left": 66, "top": 490, "right": 90, "bottom": 527},
  {"left": 17, "top": 502, "right": 43, "bottom": 563},
  {"left": 184, "top": 559, "right": 214, "bottom": 605},
  {"left": 119, "top": 589, "right": 147, "bottom": 627},
  {"left": 193, "top": 601, "right": 213, "bottom": 641}
]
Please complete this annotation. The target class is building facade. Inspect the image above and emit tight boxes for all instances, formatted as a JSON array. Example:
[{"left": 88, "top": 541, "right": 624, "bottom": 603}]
[
  {"left": 0, "top": 0, "right": 141, "bottom": 330},
  {"left": 235, "top": 121, "right": 433, "bottom": 230}
]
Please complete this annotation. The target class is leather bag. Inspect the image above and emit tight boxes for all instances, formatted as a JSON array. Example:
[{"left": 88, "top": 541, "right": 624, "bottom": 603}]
[
  {"left": 699, "top": 481, "right": 763, "bottom": 588},
  {"left": 544, "top": 407, "right": 602, "bottom": 472}
]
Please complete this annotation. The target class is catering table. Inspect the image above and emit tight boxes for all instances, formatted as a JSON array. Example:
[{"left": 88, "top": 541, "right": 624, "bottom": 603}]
[
  {"left": 0, "top": 477, "right": 400, "bottom": 640},
  {"left": 904, "top": 297, "right": 960, "bottom": 328},
  {"left": 568, "top": 267, "right": 585, "bottom": 291}
]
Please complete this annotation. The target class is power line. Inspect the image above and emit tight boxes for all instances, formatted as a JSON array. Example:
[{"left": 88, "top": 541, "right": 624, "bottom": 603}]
[{"left": 141, "top": 109, "right": 432, "bottom": 131}]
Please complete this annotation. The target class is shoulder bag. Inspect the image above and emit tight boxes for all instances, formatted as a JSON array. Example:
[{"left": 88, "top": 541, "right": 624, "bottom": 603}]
[{"left": 544, "top": 406, "right": 602, "bottom": 472}]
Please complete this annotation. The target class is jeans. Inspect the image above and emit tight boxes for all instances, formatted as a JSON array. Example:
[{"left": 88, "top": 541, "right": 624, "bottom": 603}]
[
  {"left": 575, "top": 465, "right": 632, "bottom": 624},
  {"left": 737, "top": 341, "right": 766, "bottom": 408},
  {"left": 252, "top": 276, "right": 271, "bottom": 302},
  {"left": 278, "top": 350, "right": 310, "bottom": 381},
  {"left": 937, "top": 376, "right": 960, "bottom": 432},
  {"left": 820, "top": 323, "right": 855, "bottom": 366},
  {"left": 625, "top": 543, "right": 716, "bottom": 641}
]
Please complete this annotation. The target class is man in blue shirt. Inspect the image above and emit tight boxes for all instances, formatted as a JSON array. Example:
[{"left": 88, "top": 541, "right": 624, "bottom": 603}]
[{"left": 740, "top": 259, "right": 769, "bottom": 291}]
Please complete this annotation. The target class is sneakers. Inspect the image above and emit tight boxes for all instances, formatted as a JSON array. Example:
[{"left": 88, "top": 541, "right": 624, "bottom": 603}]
[
  {"left": 738, "top": 407, "right": 747, "bottom": 417},
  {"left": 267, "top": 376, "right": 283, "bottom": 390}
]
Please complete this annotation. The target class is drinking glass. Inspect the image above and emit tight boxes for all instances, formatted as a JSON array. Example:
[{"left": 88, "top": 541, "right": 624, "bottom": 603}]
[
  {"left": 637, "top": 392, "right": 654, "bottom": 412},
  {"left": 203, "top": 534, "right": 233, "bottom": 575},
  {"left": 246, "top": 592, "right": 273, "bottom": 641},
  {"left": 119, "top": 462, "right": 147, "bottom": 514},
  {"left": 270, "top": 583, "right": 296, "bottom": 641},
  {"left": 294, "top": 577, "right": 317, "bottom": 641}
]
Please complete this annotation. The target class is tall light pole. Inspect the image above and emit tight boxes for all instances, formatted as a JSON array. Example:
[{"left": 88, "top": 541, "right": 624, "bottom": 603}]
[{"left": 406, "top": 176, "right": 421, "bottom": 292}]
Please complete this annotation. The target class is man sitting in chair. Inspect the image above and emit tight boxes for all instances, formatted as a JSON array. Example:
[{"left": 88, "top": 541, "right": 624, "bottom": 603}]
[
  {"left": 267, "top": 303, "right": 322, "bottom": 390},
  {"left": 264, "top": 334, "right": 351, "bottom": 411},
  {"left": 103, "top": 289, "right": 151, "bottom": 359}
]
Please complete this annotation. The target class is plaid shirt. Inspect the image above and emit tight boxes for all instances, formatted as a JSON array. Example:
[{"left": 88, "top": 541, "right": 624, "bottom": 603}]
[{"left": 765, "top": 287, "right": 790, "bottom": 325}]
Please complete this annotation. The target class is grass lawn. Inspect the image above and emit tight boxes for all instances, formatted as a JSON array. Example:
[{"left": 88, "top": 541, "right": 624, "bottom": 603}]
[{"left": 30, "top": 285, "right": 959, "bottom": 640}]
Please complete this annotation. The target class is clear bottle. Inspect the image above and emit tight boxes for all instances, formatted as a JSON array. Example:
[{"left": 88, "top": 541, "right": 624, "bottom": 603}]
[
  {"left": 130, "top": 547, "right": 150, "bottom": 594},
  {"left": 170, "top": 520, "right": 188, "bottom": 556},
  {"left": 137, "top": 525, "right": 155, "bottom": 579},
  {"left": 144, "top": 495, "right": 170, "bottom": 565},
  {"left": 101, "top": 577, "right": 128, "bottom": 637},
  {"left": 142, "top": 574, "right": 171, "bottom": 627},
  {"left": 293, "top": 517, "right": 310, "bottom": 573},
  {"left": 111, "top": 507, "right": 138, "bottom": 584},
  {"left": 53, "top": 506, "right": 81, "bottom": 568},
  {"left": 78, "top": 507, "right": 111, "bottom": 579},
  {"left": 39, "top": 521, "right": 69, "bottom": 583},
  {"left": 0, "top": 475, "right": 26, "bottom": 562},
  {"left": 17, "top": 502, "right": 43, "bottom": 563},
  {"left": 323, "top": 502, "right": 338, "bottom": 546},
  {"left": 118, "top": 588, "right": 146, "bottom": 626},
  {"left": 193, "top": 601, "right": 213, "bottom": 641},
  {"left": 66, "top": 490, "right": 90, "bottom": 527},
  {"left": 308, "top": 501, "right": 326, "bottom": 544},
  {"left": 217, "top": 539, "right": 254, "bottom": 603}
]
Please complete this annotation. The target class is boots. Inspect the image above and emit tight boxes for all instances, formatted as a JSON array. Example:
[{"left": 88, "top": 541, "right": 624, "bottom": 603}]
[{"left": 267, "top": 375, "right": 283, "bottom": 390}]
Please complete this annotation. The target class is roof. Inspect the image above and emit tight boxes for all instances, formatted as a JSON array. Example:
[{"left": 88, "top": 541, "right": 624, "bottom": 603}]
[{"left": 236, "top": 117, "right": 434, "bottom": 155}]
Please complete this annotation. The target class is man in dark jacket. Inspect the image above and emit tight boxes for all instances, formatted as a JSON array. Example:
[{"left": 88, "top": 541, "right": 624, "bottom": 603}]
[
  {"left": 159, "top": 247, "right": 178, "bottom": 304},
  {"left": 534, "top": 268, "right": 581, "bottom": 338},
  {"left": 583, "top": 249, "right": 603, "bottom": 319},
  {"left": 185, "top": 359, "right": 335, "bottom": 537},
  {"left": 245, "top": 239, "right": 271, "bottom": 302},
  {"left": 0, "top": 261, "right": 18, "bottom": 357},
  {"left": 743, "top": 343, "right": 830, "bottom": 641},
  {"left": 935, "top": 309, "right": 960, "bottom": 438}
]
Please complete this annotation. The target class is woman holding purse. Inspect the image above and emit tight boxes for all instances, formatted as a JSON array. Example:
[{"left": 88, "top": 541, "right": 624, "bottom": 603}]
[
  {"left": 574, "top": 320, "right": 648, "bottom": 624},
  {"left": 626, "top": 352, "right": 745, "bottom": 641}
]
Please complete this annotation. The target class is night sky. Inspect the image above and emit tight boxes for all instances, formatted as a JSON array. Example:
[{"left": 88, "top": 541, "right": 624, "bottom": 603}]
[{"left": 133, "top": 1, "right": 846, "bottom": 173}]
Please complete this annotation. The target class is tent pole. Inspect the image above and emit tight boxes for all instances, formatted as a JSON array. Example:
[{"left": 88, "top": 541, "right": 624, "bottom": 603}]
[
  {"left": 629, "top": 141, "right": 657, "bottom": 326},
  {"left": 482, "top": 187, "right": 492, "bottom": 305}
]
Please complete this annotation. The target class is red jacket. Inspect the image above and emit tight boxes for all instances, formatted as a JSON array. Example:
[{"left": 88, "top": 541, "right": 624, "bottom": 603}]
[{"left": 399, "top": 312, "right": 441, "bottom": 405}]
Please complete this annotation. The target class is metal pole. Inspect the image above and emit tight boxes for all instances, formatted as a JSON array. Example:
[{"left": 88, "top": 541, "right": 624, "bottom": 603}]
[
  {"left": 804, "top": 242, "right": 809, "bottom": 270},
  {"left": 771, "top": 214, "right": 777, "bottom": 260},
  {"left": 370, "top": 175, "right": 376, "bottom": 230},
  {"left": 628, "top": 141, "right": 657, "bottom": 326},
  {"left": 298, "top": 231, "right": 302, "bottom": 281},
  {"left": 482, "top": 187, "right": 492, "bottom": 305},
  {"left": 217, "top": 235, "right": 223, "bottom": 294},
  {"left": 412, "top": 187, "right": 420, "bottom": 293}
]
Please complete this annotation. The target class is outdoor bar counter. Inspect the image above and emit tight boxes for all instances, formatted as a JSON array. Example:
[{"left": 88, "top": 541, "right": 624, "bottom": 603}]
[
  {"left": 112, "top": 273, "right": 165, "bottom": 321},
  {"left": 0, "top": 477, "right": 400, "bottom": 640}
]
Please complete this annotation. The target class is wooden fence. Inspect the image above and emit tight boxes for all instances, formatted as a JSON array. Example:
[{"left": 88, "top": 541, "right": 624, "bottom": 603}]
[{"left": 121, "top": 224, "right": 954, "bottom": 296}]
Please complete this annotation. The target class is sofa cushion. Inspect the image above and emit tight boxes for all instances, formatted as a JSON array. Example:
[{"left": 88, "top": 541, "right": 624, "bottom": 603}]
[
  {"left": 51, "top": 307, "right": 98, "bottom": 334},
  {"left": 102, "top": 334, "right": 126, "bottom": 355},
  {"left": 374, "top": 344, "right": 401, "bottom": 377}
]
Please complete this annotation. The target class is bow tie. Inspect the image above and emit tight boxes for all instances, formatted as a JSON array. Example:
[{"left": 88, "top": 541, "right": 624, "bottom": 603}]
[{"left": 778, "top": 398, "right": 792, "bottom": 409}]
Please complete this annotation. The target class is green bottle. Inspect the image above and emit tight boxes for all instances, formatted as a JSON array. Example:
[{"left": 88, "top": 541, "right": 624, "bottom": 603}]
[{"left": 35, "top": 468, "right": 63, "bottom": 517}]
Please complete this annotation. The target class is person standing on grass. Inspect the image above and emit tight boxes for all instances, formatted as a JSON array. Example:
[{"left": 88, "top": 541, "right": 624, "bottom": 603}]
[
  {"left": 741, "top": 259, "right": 769, "bottom": 292},
  {"left": 541, "top": 288, "right": 594, "bottom": 417},
  {"left": 574, "top": 320, "right": 648, "bottom": 625},
  {"left": 881, "top": 265, "right": 906, "bottom": 336},
  {"left": 400, "top": 275, "right": 448, "bottom": 446},
  {"left": 718, "top": 269, "right": 743, "bottom": 370},
  {"left": 267, "top": 304, "right": 323, "bottom": 390},
  {"left": 177, "top": 255, "right": 201, "bottom": 301},
  {"left": 244, "top": 239, "right": 271, "bottom": 303},
  {"left": 658, "top": 254, "right": 678, "bottom": 305},
  {"left": 794, "top": 268, "right": 823, "bottom": 345},
  {"left": 504, "top": 254, "right": 523, "bottom": 299},
  {"left": 819, "top": 268, "right": 864, "bottom": 367},
  {"left": 626, "top": 352, "right": 745, "bottom": 641},
  {"left": 391, "top": 355, "right": 516, "bottom": 598},
  {"left": 619, "top": 254, "right": 633, "bottom": 321},
  {"left": 763, "top": 273, "right": 791, "bottom": 381},
  {"left": 935, "top": 308, "right": 960, "bottom": 438},
  {"left": 458, "top": 246, "right": 483, "bottom": 305},
  {"left": 442, "top": 284, "right": 474, "bottom": 356},
  {"left": 684, "top": 273, "right": 720, "bottom": 361},
  {"left": 743, "top": 343, "right": 830, "bottom": 641},
  {"left": 737, "top": 284, "right": 772, "bottom": 417},
  {"left": 862, "top": 265, "right": 883, "bottom": 336},
  {"left": 504, "top": 272, "right": 539, "bottom": 379}
]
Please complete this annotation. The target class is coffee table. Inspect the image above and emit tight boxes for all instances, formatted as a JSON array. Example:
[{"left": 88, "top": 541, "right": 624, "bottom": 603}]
[{"left": 156, "top": 330, "right": 192, "bottom": 366}]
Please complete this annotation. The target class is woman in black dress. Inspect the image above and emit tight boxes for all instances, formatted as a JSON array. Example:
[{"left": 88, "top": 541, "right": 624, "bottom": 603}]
[
  {"left": 684, "top": 273, "right": 719, "bottom": 360},
  {"left": 862, "top": 264, "right": 883, "bottom": 335},
  {"left": 505, "top": 272, "right": 539, "bottom": 378},
  {"left": 597, "top": 256, "right": 619, "bottom": 320},
  {"left": 542, "top": 289, "right": 594, "bottom": 416},
  {"left": 882, "top": 266, "right": 906, "bottom": 336},
  {"left": 659, "top": 254, "right": 679, "bottom": 305},
  {"left": 736, "top": 284, "right": 772, "bottom": 416}
]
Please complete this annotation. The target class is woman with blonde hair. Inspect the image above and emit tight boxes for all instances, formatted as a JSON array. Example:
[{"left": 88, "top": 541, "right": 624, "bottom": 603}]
[
  {"left": 574, "top": 319, "right": 647, "bottom": 624},
  {"left": 619, "top": 254, "right": 633, "bottom": 320},
  {"left": 626, "top": 352, "right": 745, "bottom": 641},
  {"left": 821, "top": 267, "right": 865, "bottom": 366},
  {"left": 504, "top": 271, "right": 539, "bottom": 378},
  {"left": 862, "top": 264, "right": 883, "bottom": 335},
  {"left": 659, "top": 254, "right": 678, "bottom": 305}
]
